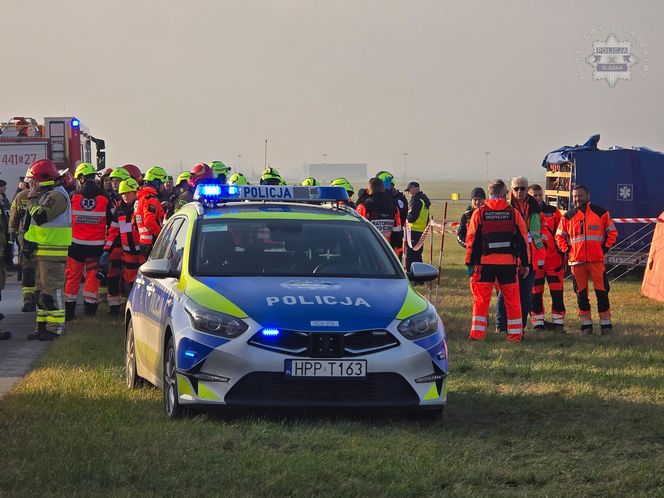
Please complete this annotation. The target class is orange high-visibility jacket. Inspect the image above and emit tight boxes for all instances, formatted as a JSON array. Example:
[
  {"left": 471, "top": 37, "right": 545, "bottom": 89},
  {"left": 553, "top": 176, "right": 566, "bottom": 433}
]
[
  {"left": 555, "top": 203, "right": 618, "bottom": 265},
  {"left": 465, "top": 198, "right": 530, "bottom": 267},
  {"left": 135, "top": 186, "right": 165, "bottom": 246}
]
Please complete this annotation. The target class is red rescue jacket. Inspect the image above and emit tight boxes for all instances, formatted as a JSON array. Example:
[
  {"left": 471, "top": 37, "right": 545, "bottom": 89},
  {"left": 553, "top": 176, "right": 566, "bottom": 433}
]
[
  {"left": 104, "top": 200, "right": 141, "bottom": 254},
  {"left": 135, "top": 186, "right": 165, "bottom": 246},
  {"left": 71, "top": 182, "right": 110, "bottom": 246}
]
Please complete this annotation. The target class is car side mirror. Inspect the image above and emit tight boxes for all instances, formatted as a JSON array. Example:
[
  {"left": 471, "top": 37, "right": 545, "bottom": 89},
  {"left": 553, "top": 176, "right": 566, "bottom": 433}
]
[
  {"left": 407, "top": 262, "right": 439, "bottom": 282},
  {"left": 140, "top": 258, "right": 179, "bottom": 279}
]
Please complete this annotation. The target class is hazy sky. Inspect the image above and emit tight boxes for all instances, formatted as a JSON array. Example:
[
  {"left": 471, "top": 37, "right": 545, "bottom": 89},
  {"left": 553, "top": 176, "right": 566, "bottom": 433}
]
[{"left": 2, "top": 0, "right": 662, "bottom": 181}]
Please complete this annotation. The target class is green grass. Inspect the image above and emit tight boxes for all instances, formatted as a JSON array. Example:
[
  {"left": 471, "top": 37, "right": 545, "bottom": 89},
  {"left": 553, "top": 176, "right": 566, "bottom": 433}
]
[{"left": 1, "top": 215, "right": 664, "bottom": 496}]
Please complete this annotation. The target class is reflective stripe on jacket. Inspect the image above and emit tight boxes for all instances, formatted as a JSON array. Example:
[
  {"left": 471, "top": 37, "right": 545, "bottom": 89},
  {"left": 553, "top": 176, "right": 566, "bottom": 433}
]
[
  {"left": 71, "top": 193, "right": 109, "bottom": 246},
  {"left": 555, "top": 203, "right": 618, "bottom": 265},
  {"left": 105, "top": 201, "right": 141, "bottom": 254},
  {"left": 135, "top": 186, "right": 165, "bottom": 245},
  {"left": 24, "top": 186, "right": 72, "bottom": 258}
]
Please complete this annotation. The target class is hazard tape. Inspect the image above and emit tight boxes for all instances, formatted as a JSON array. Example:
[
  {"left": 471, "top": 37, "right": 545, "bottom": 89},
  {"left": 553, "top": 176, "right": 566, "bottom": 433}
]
[
  {"left": 405, "top": 221, "right": 433, "bottom": 251},
  {"left": 431, "top": 221, "right": 459, "bottom": 234},
  {"left": 612, "top": 218, "right": 664, "bottom": 223}
]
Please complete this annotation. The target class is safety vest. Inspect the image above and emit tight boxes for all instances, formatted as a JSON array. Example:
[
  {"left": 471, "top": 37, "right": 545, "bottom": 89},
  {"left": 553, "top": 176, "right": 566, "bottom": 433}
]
[
  {"left": 71, "top": 193, "right": 109, "bottom": 246},
  {"left": 24, "top": 186, "right": 72, "bottom": 258},
  {"left": 478, "top": 204, "right": 518, "bottom": 256},
  {"left": 410, "top": 198, "right": 430, "bottom": 231}
]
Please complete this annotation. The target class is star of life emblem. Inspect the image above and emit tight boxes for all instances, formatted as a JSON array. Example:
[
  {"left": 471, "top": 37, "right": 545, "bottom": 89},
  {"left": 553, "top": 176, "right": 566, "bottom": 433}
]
[
  {"left": 586, "top": 33, "right": 639, "bottom": 87},
  {"left": 80, "top": 197, "right": 97, "bottom": 211},
  {"left": 617, "top": 184, "right": 633, "bottom": 201}
]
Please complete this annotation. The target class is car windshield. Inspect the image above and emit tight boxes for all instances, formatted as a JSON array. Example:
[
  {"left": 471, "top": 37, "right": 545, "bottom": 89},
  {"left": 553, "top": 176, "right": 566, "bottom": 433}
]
[{"left": 193, "top": 218, "right": 402, "bottom": 278}]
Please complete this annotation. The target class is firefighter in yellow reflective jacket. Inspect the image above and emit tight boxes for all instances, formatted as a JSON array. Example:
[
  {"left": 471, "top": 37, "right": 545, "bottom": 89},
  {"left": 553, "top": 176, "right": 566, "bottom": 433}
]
[{"left": 24, "top": 160, "right": 72, "bottom": 340}]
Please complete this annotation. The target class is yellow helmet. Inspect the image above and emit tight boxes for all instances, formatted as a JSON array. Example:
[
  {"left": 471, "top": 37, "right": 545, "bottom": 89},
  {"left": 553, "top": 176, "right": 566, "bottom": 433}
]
[
  {"left": 330, "top": 177, "right": 354, "bottom": 195},
  {"left": 209, "top": 161, "right": 231, "bottom": 178},
  {"left": 228, "top": 173, "right": 249, "bottom": 185},
  {"left": 118, "top": 178, "right": 140, "bottom": 194},
  {"left": 109, "top": 167, "right": 131, "bottom": 181},
  {"left": 144, "top": 166, "right": 168, "bottom": 183},
  {"left": 176, "top": 171, "right": 191, "bottom": 185},
  {"left": 74, "top": 162, "right": 96, "bottom": 179},
  {"left": 301, "top": 177, "right": 318, "bottom": 187}
]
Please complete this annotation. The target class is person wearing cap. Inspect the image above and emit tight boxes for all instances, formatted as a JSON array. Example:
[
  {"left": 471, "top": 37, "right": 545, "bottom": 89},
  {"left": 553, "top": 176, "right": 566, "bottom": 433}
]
[
  {"left": 457, "top": 187, "right": 486, "bottom": 248},
  {"left": 404, "top": 182, "right": 431, "bottom": 271}
]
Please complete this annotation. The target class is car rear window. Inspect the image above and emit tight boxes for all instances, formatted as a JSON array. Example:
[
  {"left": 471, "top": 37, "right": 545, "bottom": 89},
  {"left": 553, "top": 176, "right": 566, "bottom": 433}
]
[{"left": 192, "top": 218, "right": 402, "bottom": 278}]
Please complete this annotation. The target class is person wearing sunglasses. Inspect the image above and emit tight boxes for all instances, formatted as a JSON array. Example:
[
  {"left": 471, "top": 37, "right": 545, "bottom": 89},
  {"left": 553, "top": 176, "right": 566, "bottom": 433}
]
[{"left": 495, "top": 176, "right": 544, "bottom": 334}]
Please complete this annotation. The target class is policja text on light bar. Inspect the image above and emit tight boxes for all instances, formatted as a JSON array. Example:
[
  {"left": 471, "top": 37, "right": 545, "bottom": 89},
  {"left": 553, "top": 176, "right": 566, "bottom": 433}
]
[{"left": 193, "top": 184, "right": 349, "bottom": 203}]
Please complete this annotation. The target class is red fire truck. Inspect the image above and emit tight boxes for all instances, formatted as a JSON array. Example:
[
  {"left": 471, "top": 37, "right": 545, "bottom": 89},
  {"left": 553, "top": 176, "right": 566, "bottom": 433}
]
[{"left": 0, "top": 116, "right": 105, "bottom": 190}]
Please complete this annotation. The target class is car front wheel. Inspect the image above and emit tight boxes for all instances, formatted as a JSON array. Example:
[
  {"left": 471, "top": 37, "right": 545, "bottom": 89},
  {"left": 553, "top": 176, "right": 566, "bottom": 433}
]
[{"left": 163, "top": 336, "right": 187, "bottom": 419}]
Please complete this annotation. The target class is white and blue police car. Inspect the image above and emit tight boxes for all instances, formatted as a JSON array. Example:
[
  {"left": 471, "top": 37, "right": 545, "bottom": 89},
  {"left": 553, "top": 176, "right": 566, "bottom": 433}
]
[{"left": 125, "top": 184, "right": 448, "bottom": 418}]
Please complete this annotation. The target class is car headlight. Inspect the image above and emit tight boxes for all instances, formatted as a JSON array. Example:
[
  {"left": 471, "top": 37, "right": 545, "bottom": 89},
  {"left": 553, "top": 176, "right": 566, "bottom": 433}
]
[
  {"left": 184, "top": 300, "right": 248, "bottom": 338},
  {"left": 397, "top": 308, "right": 439, "bottom": 340}
]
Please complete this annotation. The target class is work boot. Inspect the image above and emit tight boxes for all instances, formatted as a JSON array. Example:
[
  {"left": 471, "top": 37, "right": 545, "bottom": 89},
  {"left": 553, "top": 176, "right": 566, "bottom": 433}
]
[
  {"left": 533, "top": 324, "right": 545, "bottom": 331},
  {"left": 0, "top": 313, "right": 4, "bottom": 321},
  {"left": 580, "top": 325, "right": 594, "bottom": 336},
  {"left": 544, "top": 320, "right": 565, "bottom": 331},
  {"left": 65, "top": 301, "right": 77, "bottom": 321},
  {"left": 21, "top": 302, "right": 36, "bottom": 312},
  {"left": 600, "top": 324, "right": 613, "bottom": 335},
  {"left": 108, "top": 305, "right": 120, "bottom": 317},
  {"left": 0, "top": 331, "right": 11, "bottom": 340},
  {"left": 38, "top": 331, "right": 58, "bottom": 341},
  {"left": 84, "top": 302, "right": 99, "bottom": 317},
  {"left": 27, "top": 323, "right": 47, "bottom": 340},
  {"left": 17, "top": 267, "right": 22, "bottom": 281}
]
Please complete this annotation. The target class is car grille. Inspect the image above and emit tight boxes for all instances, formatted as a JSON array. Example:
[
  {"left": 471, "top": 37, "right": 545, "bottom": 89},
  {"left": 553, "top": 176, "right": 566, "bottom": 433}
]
[
  {"left": 248, "top": 330, "right": 400, "bottom": 357},
  {"left": 225, "top": 372, "right": 418, "bottom": 407}
]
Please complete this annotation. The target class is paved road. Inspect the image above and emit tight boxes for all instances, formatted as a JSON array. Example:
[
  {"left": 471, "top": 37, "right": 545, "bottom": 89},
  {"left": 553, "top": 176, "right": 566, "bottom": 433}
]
[{"left": 0, "top": 277, "right": 50, "bottom": 398}]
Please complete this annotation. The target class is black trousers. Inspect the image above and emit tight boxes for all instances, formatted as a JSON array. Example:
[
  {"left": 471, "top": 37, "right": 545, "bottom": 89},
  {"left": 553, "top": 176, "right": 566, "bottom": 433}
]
[{"left": 405, "top": 231, "right": 423, "bottom": 271}]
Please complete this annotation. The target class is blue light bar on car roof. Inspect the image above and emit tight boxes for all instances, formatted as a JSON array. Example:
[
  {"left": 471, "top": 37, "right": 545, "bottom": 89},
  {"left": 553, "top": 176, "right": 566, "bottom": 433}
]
[{"left": 193, "top": 184, "right": 349, "bottom": 203}]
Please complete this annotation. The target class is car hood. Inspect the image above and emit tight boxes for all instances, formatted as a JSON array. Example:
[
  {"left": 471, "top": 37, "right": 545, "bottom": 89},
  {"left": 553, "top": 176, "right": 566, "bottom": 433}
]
[{"left": 190, "top": 276, "right": 424, "bottom": 332}]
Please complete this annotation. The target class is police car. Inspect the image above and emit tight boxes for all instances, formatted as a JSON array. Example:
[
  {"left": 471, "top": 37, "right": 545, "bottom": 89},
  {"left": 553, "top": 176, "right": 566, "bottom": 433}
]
[{"left": 125, "top": 184, "right": 448, "bottom": 418}]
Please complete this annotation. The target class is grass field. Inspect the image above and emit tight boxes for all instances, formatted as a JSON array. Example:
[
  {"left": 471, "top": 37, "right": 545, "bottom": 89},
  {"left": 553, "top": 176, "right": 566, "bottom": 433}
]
[{"left": 1, "top": 202, "right": 663, "bottom": 497}]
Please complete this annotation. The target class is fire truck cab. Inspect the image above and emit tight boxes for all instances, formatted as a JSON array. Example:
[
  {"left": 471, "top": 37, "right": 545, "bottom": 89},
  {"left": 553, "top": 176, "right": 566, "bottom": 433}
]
[{"left": 0, "top": 116, "right": 105, "bottom": 191}]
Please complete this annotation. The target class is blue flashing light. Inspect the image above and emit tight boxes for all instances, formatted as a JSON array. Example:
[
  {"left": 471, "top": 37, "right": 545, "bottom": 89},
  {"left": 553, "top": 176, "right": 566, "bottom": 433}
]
[
  {"left": 261, "top": 328, "right": 280, "bottom": 337},
  {"left": 71, "top": 118, "right": 80, "bottom": 128},
  {"left": 200, "top": 185, "right": 222, "bottom": 197},
  {"left": 193, "top": 184, "right": 349, "bottom": 203},
  {"left": 184, "top": 350, "right": 197, "bottom": 358}
]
